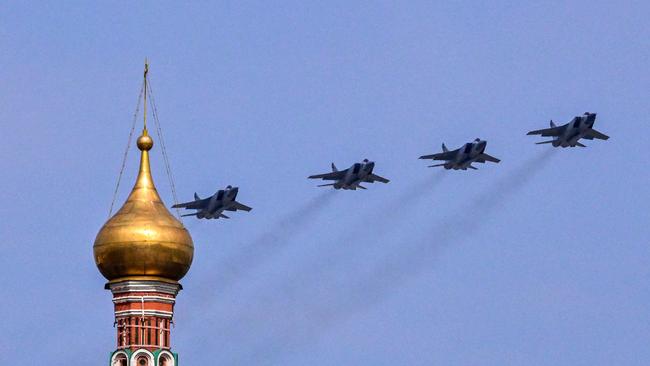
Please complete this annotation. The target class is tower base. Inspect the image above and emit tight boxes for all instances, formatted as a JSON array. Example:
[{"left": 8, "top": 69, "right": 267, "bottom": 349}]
[{"left": 106, "top": 279, "right": 181, "bottom": 366}]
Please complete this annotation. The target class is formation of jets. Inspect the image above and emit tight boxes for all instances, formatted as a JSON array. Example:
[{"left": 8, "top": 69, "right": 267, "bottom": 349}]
[{"left": 173, "top": 112, "right": 609, "bottom": 220}]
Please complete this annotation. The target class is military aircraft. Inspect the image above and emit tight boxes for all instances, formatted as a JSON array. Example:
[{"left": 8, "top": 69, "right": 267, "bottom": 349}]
[
  {"left": 172, "top": 185, "right": 252, "bottom": 219},
  {"left": 527, "top": 112, "right": 609, "bottom": 147},
  {"left": 419, "top": 138, "right": 500, "bottom": 170},
  {"left": 308, "top": 159, "right": 390, "bottom": 190}
]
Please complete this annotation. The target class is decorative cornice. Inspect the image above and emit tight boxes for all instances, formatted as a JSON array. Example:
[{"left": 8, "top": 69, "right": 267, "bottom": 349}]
[
  {"left": 115, "top": 309, "right": 174, "bottom": 318},
  {"left": 113, "top": 295, "right": 176, "bottom": 305},
  {"left": 107, "top": 280, "right": 181, "bottom": 295}
]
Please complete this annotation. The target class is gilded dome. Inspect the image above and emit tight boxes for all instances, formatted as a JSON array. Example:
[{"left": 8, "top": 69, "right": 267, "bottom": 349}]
[{"left": 94, "top": 129, "right": 194, "bottom": 282}]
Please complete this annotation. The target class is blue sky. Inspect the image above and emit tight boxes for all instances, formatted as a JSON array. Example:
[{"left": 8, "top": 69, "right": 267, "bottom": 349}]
[{"left": 1, "top": 1, "right": 649, "bottom": 365}]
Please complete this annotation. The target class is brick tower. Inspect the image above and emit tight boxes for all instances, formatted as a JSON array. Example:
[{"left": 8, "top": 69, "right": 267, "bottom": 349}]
[{"left": 94, "top": 63, "right": 194, "bottom": 366}]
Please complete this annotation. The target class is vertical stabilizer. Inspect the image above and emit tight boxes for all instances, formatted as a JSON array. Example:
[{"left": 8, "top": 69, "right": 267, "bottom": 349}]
[
  {"left": 442, "top": 143, "right": 449, "bottom": 152},
  {"left": 194, "top": 193, "right": 200, "bottom": 201},
  {"left": 331, "top": 163, "right": 338, "bottom": 172},
  {"left": 550, "top": 120, "right": 556, "bottom": 128}
]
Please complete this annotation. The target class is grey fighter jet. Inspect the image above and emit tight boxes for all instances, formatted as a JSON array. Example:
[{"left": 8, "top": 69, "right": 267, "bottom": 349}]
[
  {"left": 527, "top": 112, "right": 609, "bottom": 147},
  {"left": 308, "top": 159, "right": 390, "bottom": 190},
  {"left": 172, "top": 185, "right": 252, "bottom": 219},
  {"left": 419, "top": 138, "right": 500, "bottom": 170}
]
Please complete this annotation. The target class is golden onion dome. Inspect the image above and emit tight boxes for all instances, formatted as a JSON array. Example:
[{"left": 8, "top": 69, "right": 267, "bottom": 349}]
[{"left": 94, "top": 129, "right": 194, "bottom": 283}]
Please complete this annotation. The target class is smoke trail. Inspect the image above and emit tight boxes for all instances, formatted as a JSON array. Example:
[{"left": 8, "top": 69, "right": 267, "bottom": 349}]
[
  {"left": 223, "top": 150, "right": 557, "bottom": 364},
  {"left": 337, "top": 149, "right": 558, "bottom": 321},
  {"left": 343, "top": 171, "right": 446, "bottom": 240},
  {"left": 298, "top": 171, "right": 447, "bottom": 278},
  {"left": 206, "top": 190, "right": 336, "bottom": 296},
  {"left": 209, "top": 172, "right": 448, "bottom": 364},
  {"left": 181, "top": 191, "right": 337, "bottom": 339}
]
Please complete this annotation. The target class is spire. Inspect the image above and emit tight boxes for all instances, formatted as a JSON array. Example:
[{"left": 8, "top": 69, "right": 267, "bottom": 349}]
[
  {"left": 143, "top": 58, "right": 149, "bottom": 132},
  {"left": 122, "top": 60, "right": 162, "bottom": 206},
  {"left": 94, "top": 63, "right": 194, "bottom": 283},
  {"left": 127, "top": 129, "right": 158, "bottom": 201}
]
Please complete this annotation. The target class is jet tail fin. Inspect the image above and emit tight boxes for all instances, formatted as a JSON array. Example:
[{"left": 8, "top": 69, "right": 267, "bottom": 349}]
[
  {"left": 550, "top": 120, "right": 556, "bottom": 128},
  {"left": 194, "top": 192, "right": 200, "bottom": 201},
  {"left": 331, "top": 163, "right": 338, "bottom": 172},
  {"left": 536, "top": 140, "right": 555, "bottom": 145},
  {"left": 442, "top": 143, "right": 449, "bottom": 152}
]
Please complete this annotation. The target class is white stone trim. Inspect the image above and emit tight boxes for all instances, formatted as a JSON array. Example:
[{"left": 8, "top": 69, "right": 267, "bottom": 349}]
[
  {"left": 157, "top": 350, "right": 175, "bottom": 366},
  {"left": 114, "top": 309, "right": 174, "bottom": 318},
  {"left": 111, "top": 351, "right": 128, "bottom": 366},
  {"left": 113, "top": 295, "right": 176, "bottom": 304},
  {"left": 108, "top": 280, "right": 181, "bottom": 296},
  {"left": 130, "top": 349, "right": 155, "bottom": 366}
]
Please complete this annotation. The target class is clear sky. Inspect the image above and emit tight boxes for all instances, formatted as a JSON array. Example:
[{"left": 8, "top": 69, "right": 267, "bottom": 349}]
[{"left": 1, "top": 1, "right": 649, "bottom": 365}]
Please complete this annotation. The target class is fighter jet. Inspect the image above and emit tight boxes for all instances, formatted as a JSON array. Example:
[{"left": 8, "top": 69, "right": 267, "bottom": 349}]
[
  {"left": 527, "top": 112, "right": 609, "bottom": 147},
  {"left": 308, "top": 159, "right": 389, "bottom": 190},
  {"left": 419, "top": 138, "right": 500, "bottom": 170},
  {"left": 172, "top": 185, "right": 252, "bottom": 219}
]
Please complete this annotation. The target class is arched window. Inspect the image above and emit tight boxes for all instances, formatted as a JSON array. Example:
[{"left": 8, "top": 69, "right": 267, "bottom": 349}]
[
  {"left": 131, "top": 350, "right": 154, "bottom": 366},
  {"left": 136, "top": 355, "right": 150, "bottom": 366},
  {"left": 158, "top": 353, "right": 174, "bottom": 366},
  {"left": 112, "top": 352, "right": 127, "bottom": 366}
]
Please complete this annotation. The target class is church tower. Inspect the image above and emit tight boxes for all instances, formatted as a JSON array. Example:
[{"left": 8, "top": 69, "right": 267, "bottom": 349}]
[{"left": 94, "top": 63, "right": 194, "bottom": 366}]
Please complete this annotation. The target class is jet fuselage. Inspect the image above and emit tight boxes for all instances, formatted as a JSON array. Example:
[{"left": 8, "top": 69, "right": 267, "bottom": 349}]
[
  {"left": 554, "top": 112, "right": 597, "bottom": 147},
  {"left": 198, "top": 186, "right": 239, "bottom": 219},
  {"left": 336, "top": 161, "right": 375, "bottom": 189},
  {"left": 446, "top": 140, "right": 487, "bottom": 170}
]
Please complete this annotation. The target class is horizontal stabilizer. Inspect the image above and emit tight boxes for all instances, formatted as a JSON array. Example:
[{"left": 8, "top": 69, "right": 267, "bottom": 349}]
[
  {"left": 478, "top": 153, "right": 500, "bottom": 163},
  {"left": 428, "top": 163, "right": 446, "bottom": 168},
  {"left": 468, "top": 165, "right": 478, "bottom": 170},
  {"left": 576, "top": 142, "right": 586, "bottom": 147},
  {"left": 318, "top": 183, "right": 336, "bottom": 187},
  {"left": 232, "top": 201, "right": 253, "bottom": 212},
  {"left": 220, "top": 213, "right": 230, "bottom": 219},
  {"left": 586, "top": 128, "right": 610, "bottom": 141},
  {"left": 181, "top": 212, "right": 199, "bottom": 217},
  {"left": 535, "top": 140, "right": 554, "bottom": 145},
  {"left": 357, "top": 185, "right": 367, "bottom": 190},
  {"left": 367, "top": 173, "right": 390, "bottom": 184}
]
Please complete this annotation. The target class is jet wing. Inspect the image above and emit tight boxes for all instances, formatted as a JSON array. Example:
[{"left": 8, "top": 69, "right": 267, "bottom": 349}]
[
  {"left": 172, "top": 198, "right": 210, "bottom": 210},
  {"left": 584, "top": 128, "right": 609, "bottom": 140},
  {"left": 419, "top": 150, "right": 457, "bottom": 161},
  {"left": 308, "top": 170, "right": 346, "bottom": 180},
  {"left": 527, "top": 125, "right": 566, "bottom": 137},
  {"left": 226, "top": 201, "right": 253, "bottom": 212},
  {"left": 475, "top": 153, "right": 500, "bottom": 163},
  {"left": 366, "top": 173, "right": 390, "bottom": 184}
]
